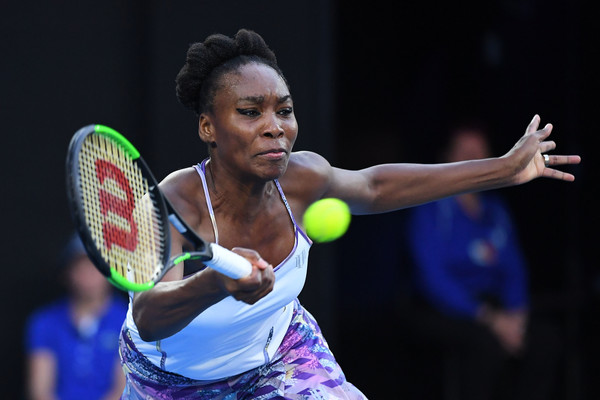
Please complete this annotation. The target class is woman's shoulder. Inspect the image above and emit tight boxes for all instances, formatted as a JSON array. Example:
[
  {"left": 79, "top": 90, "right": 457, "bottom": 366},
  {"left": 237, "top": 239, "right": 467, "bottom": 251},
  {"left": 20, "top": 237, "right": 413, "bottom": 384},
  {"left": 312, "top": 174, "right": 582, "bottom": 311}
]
[
  {"left": 279, "top": 151, "right": 332, "bottom": 206},
  {"left": 158, "top": 166, "right": 205, "bottom": 222},
  {"left": 161, "top": 165, "right": 200, "bottom": 184},
  {"left": 286, "top": 151, "right": 331, "bottom": 177},
  {"left": 288, "top": 150, "right": 328, "bottom": 164},
  {"left": 160, "top": 166, "right": 201, "bottom": 196},
  {"left": 284, "top": 151, "right": 332, "bottom": 183}
]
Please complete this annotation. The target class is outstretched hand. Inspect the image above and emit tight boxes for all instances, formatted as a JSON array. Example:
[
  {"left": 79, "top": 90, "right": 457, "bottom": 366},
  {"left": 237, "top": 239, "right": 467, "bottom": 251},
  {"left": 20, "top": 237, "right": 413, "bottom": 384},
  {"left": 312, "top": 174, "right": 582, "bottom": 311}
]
[{"left": 502, "top": 115, "right": 581, "bottom": 185}]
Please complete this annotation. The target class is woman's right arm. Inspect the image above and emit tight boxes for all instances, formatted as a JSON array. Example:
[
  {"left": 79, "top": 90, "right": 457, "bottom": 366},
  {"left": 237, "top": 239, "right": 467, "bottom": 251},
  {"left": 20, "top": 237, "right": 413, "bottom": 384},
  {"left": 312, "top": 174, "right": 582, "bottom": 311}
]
[{"left": 132, "top": 227, "right": 275, "bottom": 342}]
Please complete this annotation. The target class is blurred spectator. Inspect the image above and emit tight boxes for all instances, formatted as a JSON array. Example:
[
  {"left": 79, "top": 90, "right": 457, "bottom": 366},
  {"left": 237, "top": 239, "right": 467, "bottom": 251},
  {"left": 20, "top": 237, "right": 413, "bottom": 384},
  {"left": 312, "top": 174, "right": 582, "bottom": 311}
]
[
  {"left": 404, "top": 123, "right": 562, "bottom": 400},
  {"left": 25, "top": 233, "right": 128, "bottom": 400}
]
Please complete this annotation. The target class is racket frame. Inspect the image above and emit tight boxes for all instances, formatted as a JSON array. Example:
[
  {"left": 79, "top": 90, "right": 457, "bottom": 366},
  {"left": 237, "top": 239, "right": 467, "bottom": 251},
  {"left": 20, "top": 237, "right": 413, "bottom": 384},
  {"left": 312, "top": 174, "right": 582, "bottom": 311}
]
[{"left": 66, "top": 124, "right": 216, "bottom": 292}]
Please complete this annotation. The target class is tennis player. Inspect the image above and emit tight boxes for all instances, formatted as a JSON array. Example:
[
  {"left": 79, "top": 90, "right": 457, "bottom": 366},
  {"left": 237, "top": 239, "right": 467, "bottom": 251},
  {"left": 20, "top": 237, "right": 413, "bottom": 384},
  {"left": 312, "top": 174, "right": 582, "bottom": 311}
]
[{"left": 118, "top": 29, "right": 580, "bottom": 399}]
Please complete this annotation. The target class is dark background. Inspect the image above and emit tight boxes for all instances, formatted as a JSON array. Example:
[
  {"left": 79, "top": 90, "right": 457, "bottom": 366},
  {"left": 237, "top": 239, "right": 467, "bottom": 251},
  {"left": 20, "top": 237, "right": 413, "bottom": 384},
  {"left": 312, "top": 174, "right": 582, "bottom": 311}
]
[{"left": 1, "top": 0, "right": 596, "bottom": 398}]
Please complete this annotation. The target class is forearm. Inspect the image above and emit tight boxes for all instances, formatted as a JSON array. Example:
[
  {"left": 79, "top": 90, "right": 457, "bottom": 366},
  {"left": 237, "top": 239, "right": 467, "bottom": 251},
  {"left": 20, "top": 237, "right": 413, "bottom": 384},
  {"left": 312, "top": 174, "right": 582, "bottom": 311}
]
[
  {"left": 133, "top": 269, "right": 227, "bottom": 341},
  {"left": 354, "top": 157, "right": 513, "bottom": 214},
  {"left": 27, "top": 352, "right": 57, "bottom": 400}
]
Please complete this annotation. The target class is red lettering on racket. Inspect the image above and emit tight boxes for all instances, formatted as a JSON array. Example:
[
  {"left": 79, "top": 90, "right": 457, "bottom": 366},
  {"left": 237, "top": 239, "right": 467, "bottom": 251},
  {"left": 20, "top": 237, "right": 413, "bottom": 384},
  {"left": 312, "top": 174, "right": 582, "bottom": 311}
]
[{"left": 95, "top": 159, "right": 138, "bottom": 251}]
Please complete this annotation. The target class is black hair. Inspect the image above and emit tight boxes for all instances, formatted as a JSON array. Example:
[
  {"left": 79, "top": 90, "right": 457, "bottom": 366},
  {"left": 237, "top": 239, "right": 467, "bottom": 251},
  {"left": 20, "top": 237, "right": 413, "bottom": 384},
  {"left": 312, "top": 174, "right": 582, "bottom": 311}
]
[{"left": 175, "top": 29, "right": 287, "bottom": 116}]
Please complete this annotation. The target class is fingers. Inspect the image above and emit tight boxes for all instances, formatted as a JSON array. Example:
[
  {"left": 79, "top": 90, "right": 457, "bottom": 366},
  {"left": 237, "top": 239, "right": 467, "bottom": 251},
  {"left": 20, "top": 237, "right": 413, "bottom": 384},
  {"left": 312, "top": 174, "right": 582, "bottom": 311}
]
[
  {"left": 543, "top": 154, "right": 581, "bottom": 167},
  {"left": 527, "top": 115, "right": 581, "bottom": 182},
  {"left": 542, "top": 154, "right": 581, "bottom": 181},
  {"left": 227, "top": 247, "right": 275, "bottom": 304},
  {"left": 535, "top": 123, "right": 553, "bottom": 142},
  {"left": 525, "top": 114, "right": 540, "bottom": 134},
  {"left": 231, "top": 247, "right": 271, "bottom": 270},
  {"left": 543, "top": 168, "right": 576, "bottom": 182},
  {"left": 526, "top": 115, "right": 553, "bottom": 142},
  {"left": 539, "top": 140, "right": 556, "bottom": 154},
  {"left": 227, "top": 270, "right": 274, "bottom": 304},
  {"left": 232, "top": 271, "right": 274, "bottom": 304},
  {"left": 235, "top": 283, "right": 273, "bottom": 304},
  {"left": 541, "top": 123, "right": 553, "bottom": 138}
]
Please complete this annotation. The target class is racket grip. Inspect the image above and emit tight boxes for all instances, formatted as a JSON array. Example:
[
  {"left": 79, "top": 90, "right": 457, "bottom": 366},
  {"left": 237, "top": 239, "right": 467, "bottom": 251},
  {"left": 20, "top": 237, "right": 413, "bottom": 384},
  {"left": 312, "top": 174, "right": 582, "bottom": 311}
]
[{"left": 205, "top": 243, "right": 253, "bottom": 279}]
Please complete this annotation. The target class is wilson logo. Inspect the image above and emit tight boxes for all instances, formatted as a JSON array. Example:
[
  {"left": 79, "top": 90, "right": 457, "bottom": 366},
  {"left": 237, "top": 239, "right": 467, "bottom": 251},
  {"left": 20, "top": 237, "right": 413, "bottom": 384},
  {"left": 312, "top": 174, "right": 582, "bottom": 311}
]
[{"left": 95, "top": 159, "right": 138, "bottom": 252}]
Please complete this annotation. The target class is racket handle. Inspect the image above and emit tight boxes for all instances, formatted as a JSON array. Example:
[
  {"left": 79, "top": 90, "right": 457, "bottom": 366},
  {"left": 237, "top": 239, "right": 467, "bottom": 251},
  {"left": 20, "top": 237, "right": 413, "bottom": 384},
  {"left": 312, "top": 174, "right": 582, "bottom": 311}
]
[{"left": 205, "top": 243, "right": 253, "bottom": 279}]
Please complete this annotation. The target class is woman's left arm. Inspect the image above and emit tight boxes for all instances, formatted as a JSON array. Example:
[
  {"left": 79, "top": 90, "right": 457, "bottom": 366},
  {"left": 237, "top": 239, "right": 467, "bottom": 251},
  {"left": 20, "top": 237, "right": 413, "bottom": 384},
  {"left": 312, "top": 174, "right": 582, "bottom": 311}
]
[{"left": 326, "top": 115, "right": 580, "bottom": 214}]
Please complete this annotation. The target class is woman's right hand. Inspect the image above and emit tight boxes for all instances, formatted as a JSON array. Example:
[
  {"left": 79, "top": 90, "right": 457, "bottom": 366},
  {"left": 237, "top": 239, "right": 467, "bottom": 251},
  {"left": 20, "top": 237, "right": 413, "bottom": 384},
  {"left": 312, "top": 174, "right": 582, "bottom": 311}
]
[
  {"left": 133, "top": 247, "right": 275, "bottom": 341},
  {"left": 213, "top": 247, "right": 275, "bottom": 304}
]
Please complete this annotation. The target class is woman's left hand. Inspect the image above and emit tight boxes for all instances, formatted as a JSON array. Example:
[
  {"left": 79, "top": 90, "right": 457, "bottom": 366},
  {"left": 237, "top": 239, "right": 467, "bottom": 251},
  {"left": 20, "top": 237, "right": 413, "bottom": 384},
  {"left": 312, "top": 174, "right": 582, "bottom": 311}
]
[{"left": 502, "top": 114, "right": 581, "bottom": 185}]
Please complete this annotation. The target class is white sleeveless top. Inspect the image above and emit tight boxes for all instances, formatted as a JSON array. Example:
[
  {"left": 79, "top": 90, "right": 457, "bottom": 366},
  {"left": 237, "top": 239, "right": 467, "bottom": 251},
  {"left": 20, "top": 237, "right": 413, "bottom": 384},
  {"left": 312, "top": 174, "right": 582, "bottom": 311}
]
[{"left": 124, "top": 160, "right": 312, "bottom": 380}]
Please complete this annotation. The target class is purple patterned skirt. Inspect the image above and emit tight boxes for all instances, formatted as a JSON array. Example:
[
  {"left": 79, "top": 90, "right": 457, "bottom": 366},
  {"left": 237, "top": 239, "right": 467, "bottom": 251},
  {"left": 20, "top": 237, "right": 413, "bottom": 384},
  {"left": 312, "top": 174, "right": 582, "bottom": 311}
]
[{"left": 119, "top": 299, "right": 367, "bottom": 399}]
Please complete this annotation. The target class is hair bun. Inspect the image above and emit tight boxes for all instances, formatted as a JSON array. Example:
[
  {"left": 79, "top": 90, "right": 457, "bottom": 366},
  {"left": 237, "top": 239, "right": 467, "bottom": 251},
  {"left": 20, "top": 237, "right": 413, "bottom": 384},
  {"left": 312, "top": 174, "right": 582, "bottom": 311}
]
[{"left": 175, "top": 29, "right": 279, "bottom": 115}]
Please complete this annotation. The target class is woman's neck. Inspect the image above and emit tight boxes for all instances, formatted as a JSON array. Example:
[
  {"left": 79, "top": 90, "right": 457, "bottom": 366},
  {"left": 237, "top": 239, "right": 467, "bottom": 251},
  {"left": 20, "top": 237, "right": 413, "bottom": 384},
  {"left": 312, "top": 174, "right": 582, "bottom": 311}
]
[{"left": 205, "top": 158, "right": 277, "bottom": 212}]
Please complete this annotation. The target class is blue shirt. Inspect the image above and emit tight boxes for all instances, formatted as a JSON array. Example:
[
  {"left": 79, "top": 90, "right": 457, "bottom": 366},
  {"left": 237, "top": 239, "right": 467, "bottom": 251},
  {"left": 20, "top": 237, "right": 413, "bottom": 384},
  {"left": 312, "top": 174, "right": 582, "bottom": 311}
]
[
  {"left": 26, "top": 296, "right": 128, "bottom": 400},
  {"left": 408, "top": 194, "right": 528, "bottom": 319}
]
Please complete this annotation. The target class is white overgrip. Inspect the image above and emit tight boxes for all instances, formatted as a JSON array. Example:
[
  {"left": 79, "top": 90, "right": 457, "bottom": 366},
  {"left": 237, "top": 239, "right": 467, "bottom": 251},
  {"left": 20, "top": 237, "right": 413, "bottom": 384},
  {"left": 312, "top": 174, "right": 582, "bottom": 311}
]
[{"left": 204, "top": 243, "right": 253, "bottom": 279}]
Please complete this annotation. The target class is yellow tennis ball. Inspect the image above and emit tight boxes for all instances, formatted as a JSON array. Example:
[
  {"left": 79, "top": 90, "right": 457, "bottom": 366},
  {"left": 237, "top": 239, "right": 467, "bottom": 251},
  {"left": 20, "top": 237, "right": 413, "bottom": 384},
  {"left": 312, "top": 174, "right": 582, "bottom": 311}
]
[{"left": 303, "top": 198, "right": 351, "bottom": 243}]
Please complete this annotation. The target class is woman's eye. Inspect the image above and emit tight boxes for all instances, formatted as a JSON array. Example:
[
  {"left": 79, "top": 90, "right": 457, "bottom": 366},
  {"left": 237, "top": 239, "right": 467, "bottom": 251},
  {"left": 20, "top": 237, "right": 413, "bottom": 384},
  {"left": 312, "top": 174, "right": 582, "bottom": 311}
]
[
  {"left": 237, "top": 108, "right": 260, "bottom": 117},
  {"left": 278, "top": 107, "right": 293, "bottom": 116}
]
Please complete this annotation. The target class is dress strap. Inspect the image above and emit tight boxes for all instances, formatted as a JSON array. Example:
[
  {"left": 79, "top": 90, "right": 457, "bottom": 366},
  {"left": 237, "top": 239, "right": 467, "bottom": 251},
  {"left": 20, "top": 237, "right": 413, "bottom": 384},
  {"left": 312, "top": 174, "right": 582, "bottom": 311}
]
[
  {"left": 273, "top": 179, "right": 300, "bottom": 234},
  {"left": 193, "top": 161, "right": 310, "bottom": 246},
  {"left": 194, "top": 159, "right": 219, "bottom": 244}
]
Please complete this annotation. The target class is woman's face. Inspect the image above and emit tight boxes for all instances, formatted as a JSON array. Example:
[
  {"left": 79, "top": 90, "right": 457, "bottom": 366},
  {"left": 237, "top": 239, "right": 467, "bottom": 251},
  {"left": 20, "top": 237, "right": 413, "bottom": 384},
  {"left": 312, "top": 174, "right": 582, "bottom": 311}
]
[{"left": 201, "top": 62, "right": 298, "bottom": 181}]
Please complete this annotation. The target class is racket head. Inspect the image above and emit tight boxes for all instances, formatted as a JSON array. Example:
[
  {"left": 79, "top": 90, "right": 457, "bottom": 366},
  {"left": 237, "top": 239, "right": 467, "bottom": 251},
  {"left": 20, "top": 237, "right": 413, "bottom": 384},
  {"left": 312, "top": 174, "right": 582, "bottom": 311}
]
[{"left": 66, "top": 124, "right": 170, "bottom": 292}]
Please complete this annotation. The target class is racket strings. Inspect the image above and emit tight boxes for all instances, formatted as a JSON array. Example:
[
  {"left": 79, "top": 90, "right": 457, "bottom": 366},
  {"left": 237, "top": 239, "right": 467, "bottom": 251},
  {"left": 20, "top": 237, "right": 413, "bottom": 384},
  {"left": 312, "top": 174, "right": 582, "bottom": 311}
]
[{"left": 78, "top": 134, "right": 166, "bottom": 284}]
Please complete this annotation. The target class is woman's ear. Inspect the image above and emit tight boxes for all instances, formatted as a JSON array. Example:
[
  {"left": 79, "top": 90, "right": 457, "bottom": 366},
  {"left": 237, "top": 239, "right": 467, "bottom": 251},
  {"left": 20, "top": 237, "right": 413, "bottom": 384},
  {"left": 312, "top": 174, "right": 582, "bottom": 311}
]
[{"left": 198, "top": 114, "right": 215, "bottom": 145}]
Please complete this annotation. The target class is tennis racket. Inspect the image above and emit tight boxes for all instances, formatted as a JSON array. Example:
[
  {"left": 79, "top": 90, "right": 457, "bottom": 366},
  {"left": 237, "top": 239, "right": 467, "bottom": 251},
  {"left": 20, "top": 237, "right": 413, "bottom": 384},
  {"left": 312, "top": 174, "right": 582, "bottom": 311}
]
[{"left": 66, "top": 124, "right": 252, "bottom": 292}]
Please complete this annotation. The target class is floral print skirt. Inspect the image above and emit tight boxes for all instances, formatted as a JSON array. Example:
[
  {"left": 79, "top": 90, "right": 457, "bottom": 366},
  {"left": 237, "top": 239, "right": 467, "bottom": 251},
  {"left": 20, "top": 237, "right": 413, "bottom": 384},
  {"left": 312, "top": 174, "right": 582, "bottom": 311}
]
[{"left": 119, "top": 299, "right": 367, "bottom": 399}]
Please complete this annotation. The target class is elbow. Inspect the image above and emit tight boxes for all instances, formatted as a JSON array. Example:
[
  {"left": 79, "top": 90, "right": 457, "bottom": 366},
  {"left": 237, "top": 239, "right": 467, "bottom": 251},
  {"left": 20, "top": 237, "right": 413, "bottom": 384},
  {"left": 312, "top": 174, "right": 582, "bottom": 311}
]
[
  {"left": 132, "top": 295, "right": 187, "bottom": 342},
  {"left": 135, "top": 315, "right": 186, "bottom": 342},
  {"left": 137, "top": 326, "right": 158, "bottom": 343},
  {"left": 133, "top": 308, "right": 159, "bottom": 342},
  {"left": 132, "top": 297, "right": 170, "bottom": 342}
]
